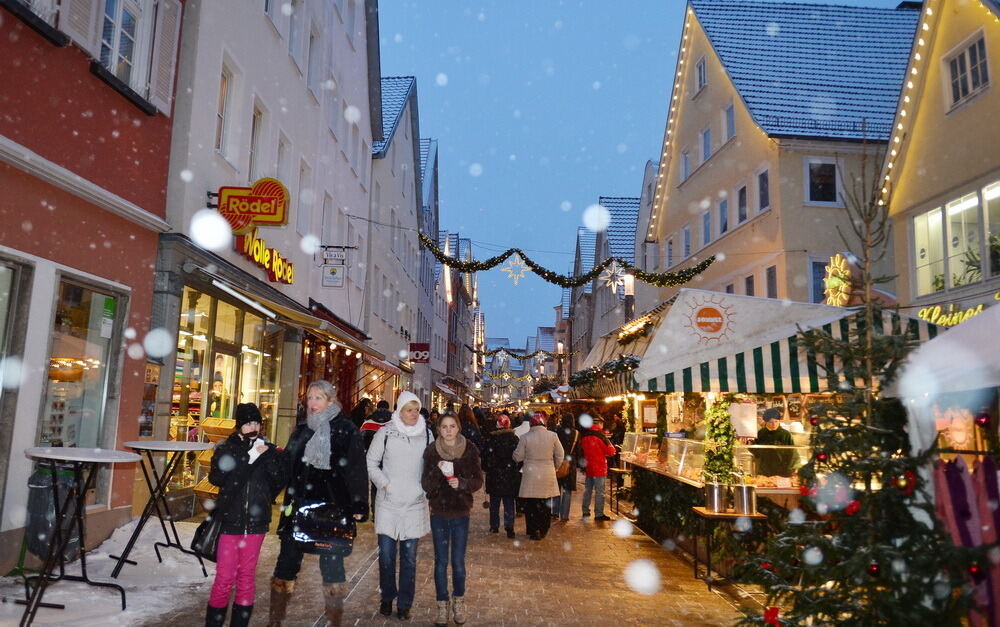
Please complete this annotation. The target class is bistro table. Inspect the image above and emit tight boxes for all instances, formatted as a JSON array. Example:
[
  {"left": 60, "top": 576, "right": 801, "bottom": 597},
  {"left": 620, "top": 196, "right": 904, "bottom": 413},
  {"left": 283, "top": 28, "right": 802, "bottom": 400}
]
[
  {"left": 20, "top": 447, "right": 141, "bottom": 627},
  {"left": 690, "top": 506, "right": 768, "bottom": 590},
  {"left": 110, "top": 441, "right": 214, "bottom": 579}
]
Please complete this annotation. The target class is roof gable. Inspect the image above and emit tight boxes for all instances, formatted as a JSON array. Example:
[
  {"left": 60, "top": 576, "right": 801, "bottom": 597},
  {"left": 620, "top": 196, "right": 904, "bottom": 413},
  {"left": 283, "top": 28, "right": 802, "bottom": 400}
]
[
  {"left": 599, "top": 196, "right": 639, "bottom": 263},
  {"left": 575, "top": 227, "right": 597, "bottom": 294},
  {"left": 691, "top": 0, "right": 919, "bottom": 140},
  {"left": 373, "top": 76, "right": 415, "bottom": 155}
]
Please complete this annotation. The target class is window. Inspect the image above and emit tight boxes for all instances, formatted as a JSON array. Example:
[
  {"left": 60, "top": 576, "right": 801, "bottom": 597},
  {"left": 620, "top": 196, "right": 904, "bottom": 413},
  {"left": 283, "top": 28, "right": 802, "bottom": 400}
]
[
  {"left": 724, "top": 104, "right": 735, "bottom": 140},
  {"left": 913, "top": 207, "right": 945, "bottom": 295},
  {"left": 681, "top": 150, "right": 691, "bottom": 181},
  {"left": 946, "top": 193, "right": 981, "bottom": 287},
  {"left": 810, "top": 261, "right": 827, "bottom": 303},
  {"left": 807, "top": 159, "right": 839, "bottom": 204},
  {"left": 275, "top": 135, "right": 289, "bottom": 179},
  {"left": 17, "top": 0, "right": 57, "bottom": 25},
  {"left": 99, "top": 0, "right": 140, "bottom": 83},
  {"left": 987, "top": 182, "right": 1000, "bottom": 276},
  {"left": 345, "top": 0, "right": 358, "bottom": 44},
  {"left": 321, "top": 194, "right": 334, "bottom": 244},
  {"left": 745, "top": 274, "right": 755, "bottom": 296},
  {"left": 666, "top": 239, "right": 674, "bottom": 268},
  {"left": 718, "top": 199, "right": 729, "bottom": 235},
  {"left": 306, "top": 29, "right": 321, "bottom": 94},
  {"left": 682, "top": 225, "right": 691, "bottom": 258},
  {"left": 695, "top": 56, "right": 707, "bottom": 91},
  {"left": 758, "top": 170, "right": 770, "bottom": 212},
  {"left": 296, "top": 161, "right": 312, "bottom": 235},
  {"left": 702, "top": 211, "right": 711, "bottom": 246},
  {"left": 725, "top": 283, "right": 735, "bottom": 294},
  {"left": 215, "top": 68, "right": 232, "bottom": 153},
  {"left": 288, "top": 0, "right": 302, "bottom": 63},
  {"left": 766, "top": 266, "right": 777, "bottom": 299},
  {"left": 701, "top": 128, "right": 712, "bottom": 163},
  {"left": 248, "top": 105, "right": 264, "bottom": 182},
  {"left": 947, "top": 35, "right": 989, "bottom": 107},
  {"left": 737, "top": 185, "right": 748, "bottom": 223}
]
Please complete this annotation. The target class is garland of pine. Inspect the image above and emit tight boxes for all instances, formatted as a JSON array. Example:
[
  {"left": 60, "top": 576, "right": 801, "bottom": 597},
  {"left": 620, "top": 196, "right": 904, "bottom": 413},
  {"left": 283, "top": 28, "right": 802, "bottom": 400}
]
[
  {"left": 419, "top": 232, "right": 715, "bottom": 288},
  {"left": 489, "top": 372, "right": 534, "bottom": 382},
  {"left": 468, "top": 345, "right": 576, "bottom": 360}
]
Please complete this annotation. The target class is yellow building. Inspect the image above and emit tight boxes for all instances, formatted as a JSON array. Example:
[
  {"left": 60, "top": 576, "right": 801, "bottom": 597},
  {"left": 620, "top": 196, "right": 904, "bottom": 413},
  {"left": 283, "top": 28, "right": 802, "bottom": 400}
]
[
  {"left": 884, "top": 0, "right": 1000, "bottom": 325},
  {"left": 643, "top": 1, "right": 921, "bottom": 304}
]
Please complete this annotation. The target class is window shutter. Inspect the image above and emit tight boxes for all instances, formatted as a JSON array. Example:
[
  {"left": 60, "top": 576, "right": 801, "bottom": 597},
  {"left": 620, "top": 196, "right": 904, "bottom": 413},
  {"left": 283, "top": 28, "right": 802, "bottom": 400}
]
[
  {"left": 59, "top": 0, "right": 101, "bottom": 59},
  {"left": 147, "top": 0, "right": 183, "bottom": 115}
]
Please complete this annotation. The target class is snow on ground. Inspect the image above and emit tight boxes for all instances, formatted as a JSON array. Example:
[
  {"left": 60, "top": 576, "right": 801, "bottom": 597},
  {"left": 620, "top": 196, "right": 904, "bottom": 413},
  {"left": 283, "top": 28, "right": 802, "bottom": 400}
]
[{"left": 0, "top": 520, "right": 213, "bottom": 626}]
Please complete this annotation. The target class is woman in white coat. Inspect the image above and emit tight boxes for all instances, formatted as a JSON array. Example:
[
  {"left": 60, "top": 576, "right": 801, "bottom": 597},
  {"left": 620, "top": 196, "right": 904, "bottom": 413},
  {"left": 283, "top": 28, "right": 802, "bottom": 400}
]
[
  {"left": 513, "top": 411, "right": 564, "bottom": 541},
  {"left": 366, "top": 391, "right": 433, "bottom": 620}
]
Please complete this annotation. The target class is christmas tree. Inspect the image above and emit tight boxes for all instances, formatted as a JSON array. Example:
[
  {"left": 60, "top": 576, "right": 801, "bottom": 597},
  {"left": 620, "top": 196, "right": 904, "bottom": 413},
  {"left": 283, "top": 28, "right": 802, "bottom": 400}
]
[{"left": 738, "top": 151, "right": 982, "bottom": 625}]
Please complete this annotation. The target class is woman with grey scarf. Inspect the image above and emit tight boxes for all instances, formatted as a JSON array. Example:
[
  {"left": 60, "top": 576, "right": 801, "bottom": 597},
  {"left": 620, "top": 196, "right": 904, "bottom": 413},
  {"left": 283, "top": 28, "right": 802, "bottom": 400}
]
[{"left": 268, "top": 381, "right": 368, "bottom": 627}]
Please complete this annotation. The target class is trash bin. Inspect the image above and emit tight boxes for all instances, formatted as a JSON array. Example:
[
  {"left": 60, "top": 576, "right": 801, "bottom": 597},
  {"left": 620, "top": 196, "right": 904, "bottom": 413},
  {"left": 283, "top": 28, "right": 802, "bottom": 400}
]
[{"left": 25, "top": 464, "right": 80, "bottom": 562}]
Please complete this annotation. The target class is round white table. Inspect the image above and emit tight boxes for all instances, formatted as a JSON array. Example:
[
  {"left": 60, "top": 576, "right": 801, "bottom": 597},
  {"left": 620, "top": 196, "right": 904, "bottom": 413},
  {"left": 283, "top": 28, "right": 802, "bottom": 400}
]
[
  {"left": 110, "top": 441, "right": 214, "bottom": 579},
  {"left": 20, "top": 447, "right": 140, "bottom": 626}
]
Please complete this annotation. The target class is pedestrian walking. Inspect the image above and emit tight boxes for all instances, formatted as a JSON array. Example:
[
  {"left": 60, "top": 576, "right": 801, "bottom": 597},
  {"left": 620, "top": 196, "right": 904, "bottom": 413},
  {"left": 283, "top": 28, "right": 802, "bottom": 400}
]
[
  {"left": 268, "top": 381, "right": 369, "bottom": 627},
  {"left": 366, "top": 391, "right": 433, "bottom": 621},
  {"left": 422, "top": 413, "right": 484, "bottom": 626},
  {"left": 555, "top": 412, "right": 580, "bottom": 522},
  {"left": 482, "top": 413, "right": 520, "bottom": 538},
  {"left": 361, "top": 399, "right": 393, "bottom": 451},
  {"left": 513, "top": 411, "right": 564, "bottom": 540},
  {"left": 457, "top": 403, "right": 483, "bottom": 453},
  {"left": 348, "top": 397, "right": 373, "bottom": 429},
  {"left": 204, "top": 403, "right": 287, "bottom": 627},
  {"left": 580, "top": 415, "right": 617, "bottom": 522}
]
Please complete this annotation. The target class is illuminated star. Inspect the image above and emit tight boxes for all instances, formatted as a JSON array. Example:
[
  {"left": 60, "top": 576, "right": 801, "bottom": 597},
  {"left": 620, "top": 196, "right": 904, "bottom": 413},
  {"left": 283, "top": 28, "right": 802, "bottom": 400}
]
[
  {"left": 501, "top": 254, "right": 530, "bottom": 285},
  {"left": 600, "top": 261, "right": 626, "bottom": 291}
]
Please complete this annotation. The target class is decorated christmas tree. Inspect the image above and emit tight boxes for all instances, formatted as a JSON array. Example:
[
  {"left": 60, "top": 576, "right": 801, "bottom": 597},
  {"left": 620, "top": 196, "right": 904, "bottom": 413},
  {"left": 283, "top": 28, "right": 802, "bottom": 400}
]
[{"left": 738, "top": 154, "right": 983, "bottom": 625}]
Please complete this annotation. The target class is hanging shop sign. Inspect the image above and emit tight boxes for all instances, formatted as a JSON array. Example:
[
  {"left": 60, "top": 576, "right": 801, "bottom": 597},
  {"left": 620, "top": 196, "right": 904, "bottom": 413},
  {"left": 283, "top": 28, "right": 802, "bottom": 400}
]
[
  {"left": 321, "top": 265, "right": 345, "bottom": 288},
  {"left": 218, "top": 177, "right": 290, "bottom": 233},
  {"left": 235, "top": 228, "right": 295, "bottom": 284},
  {"left": 917, "top": 291, "right": 999, "bottom": 327},
  {"left": 409, "top": 343, "right": 430, "bottom": 363}
]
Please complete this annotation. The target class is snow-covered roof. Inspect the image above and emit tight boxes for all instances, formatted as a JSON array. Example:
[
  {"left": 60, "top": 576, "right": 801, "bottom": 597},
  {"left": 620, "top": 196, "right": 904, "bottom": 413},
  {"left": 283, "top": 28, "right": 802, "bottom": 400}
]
[
  {"left": 576, "top": 227, "right": 597, "bottom": 294},
  {"left": 690, "top": 0, "right": 919, "bottom": 140},
  {"left": 373, "top": 76, "right": 414, "bottom": 154},
  {"left": 600, "top": 196, "right": 639, "bottom": 263},
  {"left": 536, "top": 327, "right": 555, "bottom": 352}
]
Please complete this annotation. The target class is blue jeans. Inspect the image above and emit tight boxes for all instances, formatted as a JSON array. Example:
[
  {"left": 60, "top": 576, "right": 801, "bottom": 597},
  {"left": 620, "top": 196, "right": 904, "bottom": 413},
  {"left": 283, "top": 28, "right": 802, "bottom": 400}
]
[
  {"left": 558, "top": 487, "right": 573, "bottom": 520},
  {"left": 582, "top": 475, "right": 606, "bottom": 517},
  {"left": 377, "top": 535, "right": 419, "bottom": 610},
  {"left": 430, "top": 515, "right": 469, "bottom": 601},
  {"left": 489, "top": 495, "right": 515, "bottom": 530}
]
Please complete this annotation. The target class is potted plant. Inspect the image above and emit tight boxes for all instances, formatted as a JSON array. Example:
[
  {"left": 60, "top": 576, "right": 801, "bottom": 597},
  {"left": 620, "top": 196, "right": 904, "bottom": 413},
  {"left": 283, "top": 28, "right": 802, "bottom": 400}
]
[{"left": 702, "top": 396, "right": 736, "bottom": 512}]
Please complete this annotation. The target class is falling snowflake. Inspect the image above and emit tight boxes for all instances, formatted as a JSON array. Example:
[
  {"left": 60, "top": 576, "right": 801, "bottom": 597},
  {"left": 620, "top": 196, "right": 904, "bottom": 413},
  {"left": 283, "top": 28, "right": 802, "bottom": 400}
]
[{"left": 624, "top": 559, "right": 661, "bottom": 595}]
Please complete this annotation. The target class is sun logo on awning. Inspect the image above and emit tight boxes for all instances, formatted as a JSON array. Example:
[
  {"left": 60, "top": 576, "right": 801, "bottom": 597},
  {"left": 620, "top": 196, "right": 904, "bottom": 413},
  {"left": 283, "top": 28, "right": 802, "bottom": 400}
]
[{"left": 683, "top": 295, "right": 735, "bottom": 344}]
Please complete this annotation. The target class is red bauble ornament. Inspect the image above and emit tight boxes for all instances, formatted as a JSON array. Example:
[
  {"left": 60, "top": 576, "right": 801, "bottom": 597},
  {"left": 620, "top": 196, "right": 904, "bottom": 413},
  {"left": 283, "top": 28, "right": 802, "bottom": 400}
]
[
  {"left": 810, "top": 416, "right": 819, "bottom": 426},
  {"left": 975, "top": 412, "right": 991, "bottom": 428},
  {"left": 868, "top": 562, "right": 881, "bottom": 577},
  {"left": 845, "top": 500, "right": 861, "bottom": 515},
  {"left": 761, "top": 560, "right": 773, "bottom": 571},
  {"left": 816, "top": 452, "right": 828, "bottom": 462},
  {"left": 970, "top": 564, "right": 983, "bottom": 579},
  {"left": 764, "top": 607, "right": 780, "bottom": 626}
]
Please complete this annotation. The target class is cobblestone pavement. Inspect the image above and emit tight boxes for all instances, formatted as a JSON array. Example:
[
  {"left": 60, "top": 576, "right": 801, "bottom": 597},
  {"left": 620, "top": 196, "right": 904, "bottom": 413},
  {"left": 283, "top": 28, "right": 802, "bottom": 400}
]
[{"left": 149, "top": 484, "right": 741, "bottom": 626}]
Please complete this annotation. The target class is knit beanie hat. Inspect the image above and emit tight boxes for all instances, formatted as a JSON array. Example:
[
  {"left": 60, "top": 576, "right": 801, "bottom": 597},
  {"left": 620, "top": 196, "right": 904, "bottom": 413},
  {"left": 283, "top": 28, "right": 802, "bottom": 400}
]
[
  {"left": 235, "top": 403, "right": 263, "bottom": 429},
  {"left": 496, "top": 414, "right": 511, "bottom": 429},
  {"left": 530, "top": 411, "right": 548, "bottom": 427}
]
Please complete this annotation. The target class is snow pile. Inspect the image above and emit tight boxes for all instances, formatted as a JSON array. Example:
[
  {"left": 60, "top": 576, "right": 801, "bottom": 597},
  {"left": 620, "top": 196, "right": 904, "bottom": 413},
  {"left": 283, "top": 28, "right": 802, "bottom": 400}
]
[{"left": 0, "top": 519, "right": 213, "bottom": 626}]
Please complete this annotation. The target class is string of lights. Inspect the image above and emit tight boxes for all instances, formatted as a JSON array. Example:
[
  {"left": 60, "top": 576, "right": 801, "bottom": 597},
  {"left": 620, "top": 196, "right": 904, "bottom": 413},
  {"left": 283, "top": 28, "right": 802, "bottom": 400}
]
[{"left": 468, "top": 345, "right": 576, "bottom": 359}]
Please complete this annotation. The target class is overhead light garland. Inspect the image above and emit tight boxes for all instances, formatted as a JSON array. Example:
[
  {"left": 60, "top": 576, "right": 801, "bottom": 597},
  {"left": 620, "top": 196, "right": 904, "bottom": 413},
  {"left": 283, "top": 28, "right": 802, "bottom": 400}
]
[
  {"left": 419, "top": 232, "right": 714, "bottom": 288},
  {"left": 568, "top": 354, "right": 640, "bottom": 387},
  {"left": 488, "top": 372, "right": 535, "bottom": 382},
  {"left": 469, "top": 345, "right": 576, "bottom": 359}
]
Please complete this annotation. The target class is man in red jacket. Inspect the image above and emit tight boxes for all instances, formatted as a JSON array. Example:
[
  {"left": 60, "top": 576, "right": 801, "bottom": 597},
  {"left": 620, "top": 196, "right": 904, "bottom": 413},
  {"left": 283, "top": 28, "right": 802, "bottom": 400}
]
[{"left": 580, "top": 416, "right": 617, "bottom": 521}]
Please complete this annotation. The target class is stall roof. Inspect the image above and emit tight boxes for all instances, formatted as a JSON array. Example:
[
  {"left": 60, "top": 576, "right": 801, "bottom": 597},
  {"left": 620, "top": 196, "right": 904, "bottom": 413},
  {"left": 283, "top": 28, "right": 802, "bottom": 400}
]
[{"left": 632, "top": 289, "right": 940, "bottom": 394}]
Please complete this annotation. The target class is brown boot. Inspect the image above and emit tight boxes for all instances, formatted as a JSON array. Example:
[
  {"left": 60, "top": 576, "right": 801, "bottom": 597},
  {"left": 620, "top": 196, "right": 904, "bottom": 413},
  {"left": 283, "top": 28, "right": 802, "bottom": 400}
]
[
  {"left": 267, "top": 577, "right": 295, "bottom": 626},
  {"left": 324, "top": 582, "right": 348, "bottom": 627}
]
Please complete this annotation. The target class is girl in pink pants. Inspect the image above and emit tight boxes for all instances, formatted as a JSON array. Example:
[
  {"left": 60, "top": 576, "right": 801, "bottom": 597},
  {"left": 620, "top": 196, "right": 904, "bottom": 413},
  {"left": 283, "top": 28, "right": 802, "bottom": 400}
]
[{"left": 205, "top": 403, "right": 288, "bottom": 626}]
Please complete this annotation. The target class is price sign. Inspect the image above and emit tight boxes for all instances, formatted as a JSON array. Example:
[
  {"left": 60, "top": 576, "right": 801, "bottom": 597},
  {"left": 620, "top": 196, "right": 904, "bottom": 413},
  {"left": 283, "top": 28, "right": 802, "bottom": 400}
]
[{"left": 409, "top": 343, "right": 430, "bottom": 363}]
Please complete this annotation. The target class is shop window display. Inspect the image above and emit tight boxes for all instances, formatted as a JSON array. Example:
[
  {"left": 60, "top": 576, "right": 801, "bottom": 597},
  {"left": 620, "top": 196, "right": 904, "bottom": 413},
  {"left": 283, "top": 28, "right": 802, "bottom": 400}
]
[{"left": 41, "top": 281, "right": 119, "bottom": 449}]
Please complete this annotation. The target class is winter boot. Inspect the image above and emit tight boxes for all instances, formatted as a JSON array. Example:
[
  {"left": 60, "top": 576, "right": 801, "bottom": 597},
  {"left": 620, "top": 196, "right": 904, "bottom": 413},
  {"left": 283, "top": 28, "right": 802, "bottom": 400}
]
[
  {"left": 230, "top": 603, "right": 252, "bottom": 627},
  {"left": 323, "top": 581, "right": 347, "bottom": 626},
  {"left": 267, "top": 577, "right": 295, "bottom": 626},
  {"left": 452, "top": 595, "right": 467, "bottom": 625},
  {"left": 205, "top": 604, "right": 227, "bottom": 627},
  {"left": 434, "top": 599, "right": 450, "bottom": 626},
  {"left": 505, "top": 526, "right": 515, "bottom": 539}
]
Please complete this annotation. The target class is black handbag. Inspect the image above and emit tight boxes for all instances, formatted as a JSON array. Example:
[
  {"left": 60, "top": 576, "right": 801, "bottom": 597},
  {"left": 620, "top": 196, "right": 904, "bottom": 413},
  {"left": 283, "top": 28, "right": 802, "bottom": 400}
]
[
  {"left": 283, "top": 464, "right": 356, "bottom": 556},
  {"left": 190, "top": 514, "right": 223, "bottom": 562}
]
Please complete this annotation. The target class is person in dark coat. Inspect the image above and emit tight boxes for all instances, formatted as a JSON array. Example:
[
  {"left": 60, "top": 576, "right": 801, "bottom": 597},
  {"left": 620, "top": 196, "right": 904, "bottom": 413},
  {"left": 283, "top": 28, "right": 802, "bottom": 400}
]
[
  {"left": 555, "top": 413, "right": 580, "bottom": 522},
  {"left": 457, "top": 404, "right": 483, "bottom": 453},
  {"left": 205, "top": 403, "right": 287, "bottom": 627},
  {"left": 348, "top": 397, "right": 373, "bottom": 429},
  {"left": 361, "top": 400, "right": 393, "bottom": 451},
  {"left": 269, "top": 381, "right": 368, "bottom": 627},
  {"left": 753, "top": 408, "right": 796, "bottom": 477},
  {"left": 482, "top": 414, "right": 520, "bottom": 537}
]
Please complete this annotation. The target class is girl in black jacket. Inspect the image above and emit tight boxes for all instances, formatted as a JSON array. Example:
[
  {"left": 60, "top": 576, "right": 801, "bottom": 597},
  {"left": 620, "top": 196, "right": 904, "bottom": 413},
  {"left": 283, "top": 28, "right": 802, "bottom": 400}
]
[{"left": 205, "top": 403, "right": 287, "bottom": 627}]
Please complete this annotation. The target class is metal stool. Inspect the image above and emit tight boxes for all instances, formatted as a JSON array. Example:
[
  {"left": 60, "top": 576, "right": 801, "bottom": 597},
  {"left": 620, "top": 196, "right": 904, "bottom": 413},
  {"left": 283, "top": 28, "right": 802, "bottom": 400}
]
[{"left": 607, "top": 466, "right": 629, "bottom": 516}]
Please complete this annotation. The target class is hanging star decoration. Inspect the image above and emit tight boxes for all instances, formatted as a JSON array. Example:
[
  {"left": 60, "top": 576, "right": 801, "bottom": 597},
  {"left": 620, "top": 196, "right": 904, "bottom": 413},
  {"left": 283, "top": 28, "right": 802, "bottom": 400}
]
[
  {"left": 500, "top": 253, "right": 530, "bottom": 285},
  {"left": 600, "top": 260, "right": 626, "bottom": 291}
]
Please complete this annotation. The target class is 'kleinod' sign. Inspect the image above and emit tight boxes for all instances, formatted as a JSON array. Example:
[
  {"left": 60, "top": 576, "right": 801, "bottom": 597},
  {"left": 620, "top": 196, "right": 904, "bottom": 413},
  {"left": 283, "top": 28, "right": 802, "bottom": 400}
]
[
  {"left": 917, "top": 291, "right": 999, "bottom": 327},
  {"left": 218, "top": 178, "right": 289, "bottom": 233},
  {"left": 235, "top": 228, "right": 295, "bottom": 284}
]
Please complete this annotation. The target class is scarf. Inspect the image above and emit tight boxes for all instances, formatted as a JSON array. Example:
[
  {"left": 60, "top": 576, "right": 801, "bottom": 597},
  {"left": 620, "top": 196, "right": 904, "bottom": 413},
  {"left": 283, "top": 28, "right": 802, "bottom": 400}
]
[
  {"left": 303, "top": 402, "right": 341, "bottom": 470},
  {"left": 434, "top": 433, "right": 467, "bottom": 461},
  {"left": 391, "top": 413, "right": 427, "bottom": 438}
]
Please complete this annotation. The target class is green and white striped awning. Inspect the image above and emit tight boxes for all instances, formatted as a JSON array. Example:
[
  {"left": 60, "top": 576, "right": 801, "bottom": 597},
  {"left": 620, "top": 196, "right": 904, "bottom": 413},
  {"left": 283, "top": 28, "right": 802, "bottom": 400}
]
[{"left": 632, "top": 289, "right": 941, "bottom": 395}]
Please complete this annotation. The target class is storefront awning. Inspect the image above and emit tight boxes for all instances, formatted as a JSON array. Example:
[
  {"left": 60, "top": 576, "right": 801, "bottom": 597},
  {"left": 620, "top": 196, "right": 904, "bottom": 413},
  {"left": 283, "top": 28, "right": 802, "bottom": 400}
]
[
  {"left": 361, "top": 352, "right": 402, "bottom": 376},
  {"left": 435, "top": 382, "right": 456, "bottom": 397},
  {"left": 632, "top": 289, "right": 941, "bottom": 394}
]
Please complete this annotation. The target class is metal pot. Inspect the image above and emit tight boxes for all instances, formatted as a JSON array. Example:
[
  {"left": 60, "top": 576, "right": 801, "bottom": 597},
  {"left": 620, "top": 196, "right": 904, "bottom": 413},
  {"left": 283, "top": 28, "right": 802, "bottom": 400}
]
[
  {"left": 704, "top": 483, "right": 729, "bottom": 513},
  {"left": 733, "top": 484, "right": 757, "bottom": 515}
]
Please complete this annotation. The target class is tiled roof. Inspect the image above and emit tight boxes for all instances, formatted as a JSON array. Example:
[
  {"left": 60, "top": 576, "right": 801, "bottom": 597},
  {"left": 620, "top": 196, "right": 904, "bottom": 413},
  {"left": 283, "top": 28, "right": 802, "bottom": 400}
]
[
  {"left": 536, "top": 327, "right": 555, "bottom": 352},
  {"left": 576, "top": 227, "right": 597, "bottom": 294},
  {"left": 690, "top": 0, "right": 919, "bottom": 140},
  {"left": 599, "top": 196, "right": 639, "bottom": 263},
  {"left": 373, "top": 77, "right": 414, "bottom": 155},
  {"left": 988, "top": 0, "right": 1000, "bottom": 19},
  {"left": 420, "top": 138, "right": 431, "bottom": 175}
]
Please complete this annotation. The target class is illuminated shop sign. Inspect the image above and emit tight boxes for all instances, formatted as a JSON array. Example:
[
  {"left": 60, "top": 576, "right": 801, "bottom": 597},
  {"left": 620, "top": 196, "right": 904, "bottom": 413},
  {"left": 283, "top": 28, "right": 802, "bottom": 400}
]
[
  {"left": 823, "top": 253, "right": 852, "bottom": 307},
  {"left": 217, "top": 178, "right": 289, "bottom": 233},
  {"left": 917, "top": 291, "right": 999, "bottom": 326},
  {"left": 235, "top": 228, "right": 295, "bottom": 284}
]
